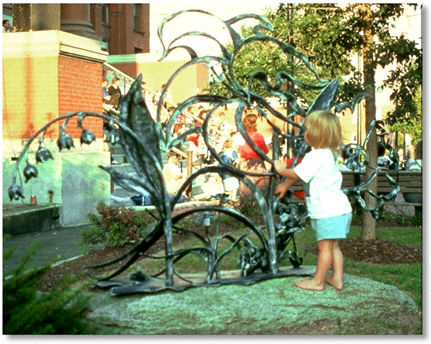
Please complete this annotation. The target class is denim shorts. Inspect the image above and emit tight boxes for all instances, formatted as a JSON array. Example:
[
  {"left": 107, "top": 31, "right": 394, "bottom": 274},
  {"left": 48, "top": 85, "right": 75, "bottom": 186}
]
[{"left": 310, "top": 212, "right": 352, "bottom": 242}]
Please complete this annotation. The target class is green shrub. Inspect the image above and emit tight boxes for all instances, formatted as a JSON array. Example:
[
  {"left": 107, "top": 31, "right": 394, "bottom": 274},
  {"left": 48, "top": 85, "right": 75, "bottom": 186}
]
[
  {"left": 351, "top": 208, "right": 422, "bottom": 227},
  {"left": 81, "top": 202, "right": 154, "bottom": 247},
  {"left": 3, "top": 242, "right": 94, "bottom": 334},
  {"left": 379, "top": 208, "right": 422, "bottom": 226}
]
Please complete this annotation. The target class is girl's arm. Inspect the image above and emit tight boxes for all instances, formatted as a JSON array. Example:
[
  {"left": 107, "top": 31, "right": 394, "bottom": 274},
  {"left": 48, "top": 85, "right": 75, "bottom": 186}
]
[
  {"left": 273, "top": 160, "right": 301, "bottom": 180},
  {"left": 273, "top": 160, "right": 302, "bottom": 198},
  {"left": 274, "top": 178, "right": 297, "bottom": 198}
]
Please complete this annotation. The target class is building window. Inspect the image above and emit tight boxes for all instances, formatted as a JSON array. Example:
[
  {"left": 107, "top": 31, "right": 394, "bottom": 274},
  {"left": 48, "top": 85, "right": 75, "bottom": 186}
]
[
  {"left": 133, "top": 4, "right": 141, "bottom": 31},
  {"left": 102, "top": 4, "right": 109, "bottom": 26}
]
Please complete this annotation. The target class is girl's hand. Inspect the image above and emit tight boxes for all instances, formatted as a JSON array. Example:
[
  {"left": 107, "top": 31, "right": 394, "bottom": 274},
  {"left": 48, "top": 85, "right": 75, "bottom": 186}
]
[
  {"left": 274, "top": 181, "right": 290, "bottom": 198},
  {"left": 273, "top": 160, "right": 286, "bottom": 174}
]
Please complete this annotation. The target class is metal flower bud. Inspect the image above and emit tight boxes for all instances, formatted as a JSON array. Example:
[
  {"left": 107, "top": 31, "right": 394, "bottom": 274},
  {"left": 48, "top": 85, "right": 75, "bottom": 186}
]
[
  {"left": 80, "top": 129, "right": 96, "bottom": 145},
  {"left": 107, "top": 118, "right": 116, "bottom": 130},
  {"left": 106, "top": 130, "right": 120, "bottom": 145},
  {"left": 57, "top": 132, "right": 75, "bottom": 151},
  {"left": 36, "top": 146, "right": 54, "bottom": 163},
  {"left": 8, "top": 183, "right": 25, "bottom": 201},
  {"left": 23, "top": 163, "right": 38, "bottom": 183}
]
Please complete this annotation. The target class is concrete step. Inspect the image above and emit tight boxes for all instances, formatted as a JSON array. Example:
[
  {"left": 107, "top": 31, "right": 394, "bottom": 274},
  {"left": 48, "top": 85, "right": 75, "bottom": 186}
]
[
  {"left": 109, "top": 163, "right": 133, "bottom": 173},
  {"left": 110, "top": 194, "right": 138, "bottom": 207},
  {"left": 3, "top": 204, "right": 62, "bottom": 236},
  {"left": 111, "top": 186, "right": 136, "bottom": 198},
  {"left": 109, "top": 144, "right": 125, "bottom": 155}
]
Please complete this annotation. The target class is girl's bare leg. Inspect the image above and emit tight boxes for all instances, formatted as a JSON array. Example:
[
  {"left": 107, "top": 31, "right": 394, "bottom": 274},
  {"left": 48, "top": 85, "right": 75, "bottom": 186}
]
[
  {"left": 295, "top": 240, "right": 333, "bottom": 291},
  {"left": 325, "top": 240, "right": 344, "bottom": 290}
]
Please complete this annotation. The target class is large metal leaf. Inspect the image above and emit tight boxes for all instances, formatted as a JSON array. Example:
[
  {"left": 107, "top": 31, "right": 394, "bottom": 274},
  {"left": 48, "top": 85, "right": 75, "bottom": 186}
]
[
  {"left": 307, "top": 78, "right": 339, "bottom": 113},
  {"left": 117, "top": 75, "right": 164, "bottom": 207}
]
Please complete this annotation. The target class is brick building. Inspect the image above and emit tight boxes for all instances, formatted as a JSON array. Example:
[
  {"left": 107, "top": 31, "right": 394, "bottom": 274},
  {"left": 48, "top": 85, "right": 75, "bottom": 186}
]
[
  {"left": 2, "top": 3, "right": 151, "bottom": 140},
  {"left": 2, "top": 3, "right": 210, "bottom": 224},
  {"left": 2, "top": 3, "right": 153, "bottom": 225}
]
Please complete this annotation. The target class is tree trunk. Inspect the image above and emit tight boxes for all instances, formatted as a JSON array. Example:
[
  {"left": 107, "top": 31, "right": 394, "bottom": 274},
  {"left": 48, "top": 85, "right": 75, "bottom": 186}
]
[
  {"left": 361, "top": 4, "right": 377, "bottom": 240},
  {"left": 361, "top": 109, "right": 377, "bottom": 240}
]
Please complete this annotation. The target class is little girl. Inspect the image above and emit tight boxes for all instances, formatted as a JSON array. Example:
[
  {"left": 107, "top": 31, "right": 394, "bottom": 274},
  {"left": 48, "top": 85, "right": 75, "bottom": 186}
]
[{"left": 274, "top": 111, "right": 352, "bottom": 291}]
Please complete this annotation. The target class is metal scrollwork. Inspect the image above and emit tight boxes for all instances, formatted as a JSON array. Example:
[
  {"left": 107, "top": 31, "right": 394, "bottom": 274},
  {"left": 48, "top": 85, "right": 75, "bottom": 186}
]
[
  {"left": 8, "top": 10, "right": 400, "bottom": 295},
  {"left": 341, "top": 120, "right": 400, "bottom": 218}
]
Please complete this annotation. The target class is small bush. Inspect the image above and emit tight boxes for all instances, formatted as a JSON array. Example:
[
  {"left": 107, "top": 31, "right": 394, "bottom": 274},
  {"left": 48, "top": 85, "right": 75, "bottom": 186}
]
[
  {"left": 351, "top": 207, "right": 422, "bottom": 227},
  {"left": 81, "top": 202, "right": 154, "bottom": 247},
  {"left": 3, "top": 242, "right": 94, "bottom": 334},
  {"left": 379, "top": 208, "right": 422, "bottom": 226}
]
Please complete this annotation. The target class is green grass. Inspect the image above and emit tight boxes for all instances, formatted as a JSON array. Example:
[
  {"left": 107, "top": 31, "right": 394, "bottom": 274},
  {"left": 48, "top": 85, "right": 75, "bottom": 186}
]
[{"left": 374, "top": 226, "right": 422, "bottom": 247}]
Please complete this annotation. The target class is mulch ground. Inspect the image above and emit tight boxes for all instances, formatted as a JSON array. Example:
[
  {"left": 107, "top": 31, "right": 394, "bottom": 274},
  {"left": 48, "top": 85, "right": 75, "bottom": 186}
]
[{"left": 339, "top": 238, "right": 422, "bottom": 264}]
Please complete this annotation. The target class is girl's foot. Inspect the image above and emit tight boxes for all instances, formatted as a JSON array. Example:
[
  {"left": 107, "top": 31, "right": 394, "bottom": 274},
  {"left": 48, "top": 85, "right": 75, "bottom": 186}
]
[
  {"left": 325, "top": 276, "right": 343, "bottom": 291},
  {"left": 294, "top": 278, "right": 324, "bottom": 291}
]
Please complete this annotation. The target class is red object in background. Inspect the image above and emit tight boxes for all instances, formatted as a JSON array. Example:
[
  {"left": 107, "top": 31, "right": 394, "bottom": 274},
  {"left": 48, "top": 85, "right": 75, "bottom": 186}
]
[
  {"left": 238, "top": 131, "right": 269, "bottom": 159},
  {"left": 187, "top": 135, "right": 199, "bottom": 147},
  {"left": 285, "top": 157, "right": 305, "bottom": 199}
]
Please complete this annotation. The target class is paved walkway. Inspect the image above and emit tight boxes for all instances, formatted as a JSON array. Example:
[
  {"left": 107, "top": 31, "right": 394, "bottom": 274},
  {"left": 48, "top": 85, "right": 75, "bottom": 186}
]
[
  {"left": 2, "top": 200, "right": 220, "bottom": 274},
  {"left": 3, "top": 224, "right": 93, "bottom": 273}
]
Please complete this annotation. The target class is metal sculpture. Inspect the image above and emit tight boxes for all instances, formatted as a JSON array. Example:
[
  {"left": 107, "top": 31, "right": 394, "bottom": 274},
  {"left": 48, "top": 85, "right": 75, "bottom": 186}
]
[{"left": 8, "top": 10, "right": 399, "bottom": 296}]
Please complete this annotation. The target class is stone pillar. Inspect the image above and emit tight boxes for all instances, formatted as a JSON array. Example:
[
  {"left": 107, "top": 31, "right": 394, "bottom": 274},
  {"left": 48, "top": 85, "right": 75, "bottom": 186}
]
[{"left": 61, "top": 3, "right": 101, "bottom": 41}]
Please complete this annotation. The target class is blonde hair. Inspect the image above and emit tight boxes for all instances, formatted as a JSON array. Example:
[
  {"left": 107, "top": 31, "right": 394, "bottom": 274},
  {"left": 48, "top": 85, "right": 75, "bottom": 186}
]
[{"left": 303, "top": 111, "right": 342, "bottom": 149}]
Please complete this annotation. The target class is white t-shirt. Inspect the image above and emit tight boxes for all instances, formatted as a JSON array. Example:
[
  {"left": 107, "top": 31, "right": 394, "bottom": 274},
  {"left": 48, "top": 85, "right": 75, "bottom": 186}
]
[{"left": 294, "top": 148, "right": 352, "bottom": 219}]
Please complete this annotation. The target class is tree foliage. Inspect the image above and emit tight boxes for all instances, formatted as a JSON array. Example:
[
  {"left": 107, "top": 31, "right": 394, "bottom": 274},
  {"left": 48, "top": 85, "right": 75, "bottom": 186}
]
[
  {"left": 390, "top": 88, "right": 422, "bottom": 145},
  {"left": 208, "top": 3, "right": 422, "bottom": 127},
  {"left": 206, "top": 3, "right": 422, "bottom": 241}
]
